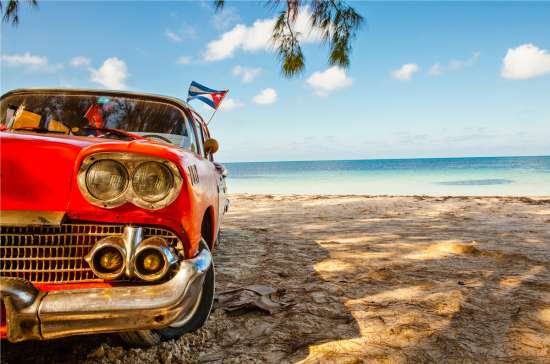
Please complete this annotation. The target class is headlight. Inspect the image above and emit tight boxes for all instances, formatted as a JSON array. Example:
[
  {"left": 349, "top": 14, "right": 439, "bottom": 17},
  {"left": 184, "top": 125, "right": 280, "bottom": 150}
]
[
  {"left": 132, "top": 161, "right": 174, "bottom": 202},
  {"left": 85, "top": 160, "right": 128, "bottom": 200},
  {"left": 78, "top": 153, "right": 183, "bottom": 210}
]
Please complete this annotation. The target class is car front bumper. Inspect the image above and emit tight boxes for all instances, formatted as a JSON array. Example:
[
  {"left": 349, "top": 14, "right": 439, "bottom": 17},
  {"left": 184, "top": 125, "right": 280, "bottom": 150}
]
[{"left": 0, "top": 247, "right": 212, "bottom": 343}]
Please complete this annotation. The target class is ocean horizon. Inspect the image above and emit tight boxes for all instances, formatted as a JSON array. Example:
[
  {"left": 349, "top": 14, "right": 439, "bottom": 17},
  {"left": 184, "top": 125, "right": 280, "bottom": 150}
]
[{"left": 223, "top": 155, "right": 550, "bottom": 196}]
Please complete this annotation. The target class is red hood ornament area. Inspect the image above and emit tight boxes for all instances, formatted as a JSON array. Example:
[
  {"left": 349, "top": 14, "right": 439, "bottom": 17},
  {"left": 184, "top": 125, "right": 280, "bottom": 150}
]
[{"left": 0, "top": 88, "right": 229, "bottom": 346}]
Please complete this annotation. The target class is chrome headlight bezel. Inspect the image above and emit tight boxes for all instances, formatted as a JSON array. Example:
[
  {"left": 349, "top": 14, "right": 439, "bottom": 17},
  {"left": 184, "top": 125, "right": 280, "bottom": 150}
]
[
  {"left": 132, "top": 161, "right": 175, "bottom": 203},
  {"left": 84, "top": 159, "right": 129, "bottom": 205},
  {"left": 78, "top": 152, "right": 183, "bottom": 210}
]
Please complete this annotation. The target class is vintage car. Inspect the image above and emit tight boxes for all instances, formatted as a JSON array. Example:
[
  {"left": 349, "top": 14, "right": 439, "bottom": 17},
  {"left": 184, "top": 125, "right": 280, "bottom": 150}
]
[{"left": 0, "top": 88, "right": 228, "bottom": 346}]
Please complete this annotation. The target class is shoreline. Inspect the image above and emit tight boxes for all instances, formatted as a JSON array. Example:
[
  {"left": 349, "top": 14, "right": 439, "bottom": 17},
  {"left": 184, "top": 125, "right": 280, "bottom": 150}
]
[
  {"left": 222, "top": 154, "right": 550, "bottom": 164},
  {"left": 229, "top": 193, "right": 550, "bottom": 200}
]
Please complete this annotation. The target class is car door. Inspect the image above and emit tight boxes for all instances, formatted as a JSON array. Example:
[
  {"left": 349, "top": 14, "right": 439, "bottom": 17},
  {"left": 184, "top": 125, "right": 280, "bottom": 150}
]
[
  {"left": 201, "top": 123, "right": 227, "bottom": 228},
  {"left": 188, "top": 113, "right": 222, "bottom": 239}
]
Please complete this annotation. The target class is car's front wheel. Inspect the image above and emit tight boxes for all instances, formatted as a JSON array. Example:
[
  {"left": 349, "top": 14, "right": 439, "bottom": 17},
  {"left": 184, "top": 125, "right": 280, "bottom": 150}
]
[{"left": 119, "top": 246, "right": 215, "bottom": 347}]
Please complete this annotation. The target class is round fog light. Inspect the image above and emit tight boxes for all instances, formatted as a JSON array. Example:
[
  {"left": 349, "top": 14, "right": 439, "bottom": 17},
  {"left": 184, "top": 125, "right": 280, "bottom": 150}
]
[
  {"left": 135, "top": 247, "right": 170, "bottom": 281},
  {"left": 138, "top": 249, "right": 165, "bottom": 274},
  {"left": 94, "top": 247, "right": 124, "bottom": 273},
  {"left": 142, "top": 251, "right": 163, "bottom": 273}
]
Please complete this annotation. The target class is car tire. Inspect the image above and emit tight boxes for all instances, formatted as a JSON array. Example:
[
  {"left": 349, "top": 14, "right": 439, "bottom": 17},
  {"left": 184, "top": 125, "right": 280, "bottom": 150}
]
[
  {"left": 155, "top": 262, "right": 215, "bottom": 340},
  {"left": 119, "top": 329, "right": 161, "bottom": 346},
  {"left": 119, "top": 244, "right": 215, "bottom": 347}
]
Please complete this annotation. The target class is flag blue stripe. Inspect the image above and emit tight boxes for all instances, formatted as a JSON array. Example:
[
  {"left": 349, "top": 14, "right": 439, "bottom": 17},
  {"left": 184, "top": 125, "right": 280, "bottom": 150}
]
[
  {"left": 189, "top": 81, "right": 223, "bottom": 94},
  {"left": 187, "top": 95, "right": 215, "bottom": 108}
]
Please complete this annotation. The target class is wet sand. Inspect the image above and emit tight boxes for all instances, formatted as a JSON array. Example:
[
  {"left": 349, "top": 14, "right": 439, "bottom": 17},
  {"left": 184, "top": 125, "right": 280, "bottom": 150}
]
[{"left": 2, "top": 194, "right": 550, "bottom": 363}]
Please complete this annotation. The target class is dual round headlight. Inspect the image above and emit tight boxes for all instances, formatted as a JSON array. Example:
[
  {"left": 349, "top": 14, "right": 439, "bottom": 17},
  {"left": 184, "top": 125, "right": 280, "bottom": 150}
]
[
  {"left": 86, "top": 160, "right": 173, "bottom": 202},
  {"left": 86, "top": 160, "right": 128, "bottom": 200},
  {"left": 132, "top": 162, "right": 174, "bottom": 202},
  {"left": 79, "top": 154, "right": 182, "bottom": 209}
]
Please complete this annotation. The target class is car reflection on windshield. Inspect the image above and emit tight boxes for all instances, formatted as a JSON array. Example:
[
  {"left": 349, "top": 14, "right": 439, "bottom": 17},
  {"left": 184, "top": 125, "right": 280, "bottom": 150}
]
[{"left": 1, "top": 93, "right": 188, "bottom": 143}]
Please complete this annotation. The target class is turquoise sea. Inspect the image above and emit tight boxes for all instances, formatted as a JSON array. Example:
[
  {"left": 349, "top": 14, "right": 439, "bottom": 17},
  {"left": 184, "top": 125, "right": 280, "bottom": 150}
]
[{"left": 224, "top": 156, "right": 550, "bottom": 196}]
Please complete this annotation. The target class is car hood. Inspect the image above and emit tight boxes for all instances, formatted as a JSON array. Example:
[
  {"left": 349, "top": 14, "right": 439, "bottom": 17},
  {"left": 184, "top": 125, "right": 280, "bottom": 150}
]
[{"left": 0, "top": 132, "right": 185, "bottom": 212}]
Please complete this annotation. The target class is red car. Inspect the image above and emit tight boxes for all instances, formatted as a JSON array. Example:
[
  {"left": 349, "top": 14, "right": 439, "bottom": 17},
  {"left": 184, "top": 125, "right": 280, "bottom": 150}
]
[{"left": 0, "top": 88, "right": 228, "bottom": 346}]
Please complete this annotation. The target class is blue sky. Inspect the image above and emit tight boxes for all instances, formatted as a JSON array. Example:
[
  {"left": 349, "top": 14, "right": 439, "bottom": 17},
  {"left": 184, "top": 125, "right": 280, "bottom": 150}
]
[{"left": 1, "top": 1, "right": 549, "bottom": 162}]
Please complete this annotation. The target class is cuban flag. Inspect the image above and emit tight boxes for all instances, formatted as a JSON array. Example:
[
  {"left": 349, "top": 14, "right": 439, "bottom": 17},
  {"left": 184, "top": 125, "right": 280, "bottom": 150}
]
[{"left": 187, "top": 81, "right": 228, "bottom": 110}]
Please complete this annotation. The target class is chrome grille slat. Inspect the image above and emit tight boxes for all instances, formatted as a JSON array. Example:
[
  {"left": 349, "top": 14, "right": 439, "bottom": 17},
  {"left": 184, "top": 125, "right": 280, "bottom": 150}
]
[
  {"left": 5, "top": 257, "right": 87, "bottom": 261},
  {"left": 2, "top": 269, "right": 93, "bottom": 272},
  {"left": 0, "top": 223, "right": 180, "bottom": 284}
]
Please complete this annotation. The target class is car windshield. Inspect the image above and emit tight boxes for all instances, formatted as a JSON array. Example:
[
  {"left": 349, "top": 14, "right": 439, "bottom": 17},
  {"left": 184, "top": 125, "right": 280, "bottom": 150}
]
[{"left": 0, "top": 92, "right": 189, "bottom": 144}]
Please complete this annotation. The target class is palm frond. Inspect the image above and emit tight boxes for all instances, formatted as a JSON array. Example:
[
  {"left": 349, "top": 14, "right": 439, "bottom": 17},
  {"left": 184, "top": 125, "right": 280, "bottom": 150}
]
[
  {"left": 213, "top": 0, "right": 224, "bottom": 11},
  {"left": 272, "top": 0, "right": 363, "bottom": 77},
  {"left": 2, "top": 0, "right": 38, "bottom": 25},
  {"left": 273, "top": 10, "right": 305, "bottom": 77}
]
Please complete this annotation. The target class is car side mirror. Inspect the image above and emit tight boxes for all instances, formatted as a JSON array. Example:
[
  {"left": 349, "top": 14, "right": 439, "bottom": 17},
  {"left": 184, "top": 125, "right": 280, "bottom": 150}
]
[{"left": 204, "top": 138, "right": 219, "bottom": 154}]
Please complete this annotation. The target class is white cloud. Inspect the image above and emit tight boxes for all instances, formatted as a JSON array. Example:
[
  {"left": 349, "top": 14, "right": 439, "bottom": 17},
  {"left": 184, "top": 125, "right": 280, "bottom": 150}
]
[
  {"left": 177, "top": 56, "right": 191, "bottom": 65},
  {"left": 212, "top": 6, "right": 240, "bottom": 30},
  {"left": 204, "top": 24, "right": 248, "bottom": 61},
  {"left": 164, "top": 24, "right": 196, "bottom": 43},
  {"left": 219, "top": 98, "right": 244, "bottom": 111},
  {"left": 428, "top": 63, "right": 443, "bottom": 77},
  {"left": 392, "top": 63, "right": 420, "bottom": 81},
  {"left": 1, "top": 52, "right": 47, "bottom": 67},
  {"left": 198, "top": 103, "right": 211, "bottom": 112},
  {"left": 306, "top": 66, "right": 353, "bottom": 97},
  {"left": 253, "top": 88, "right": 277, "bottom": 105},
  {"left": 204, "top": 6, "right": 322, "bottom": 61},
  {"left": 0, "top": 52, "right": 62, "bottom": 72},
  {"left": 197, "top": 0, "right": 211, "bottom": 11},
  {"left": 501, "top": 44, "right": 550, "bottom": 80},
  {"left": 165, "top": 30, "right": 183, "bottom": 42},
  {"left": 429, "top": 52, "right": 480, "bottom": 77},
  {"left": 449, "top": 52, "right": 480, "bottom": 70},
  {"left": 232, "top": 65, "right": 261, "bottom": 83},
  {"left": 70, "top": 56, "right": 91, "bottom": 67},
  {"left": 90, "top": 57, "right": 129, "bottom": 89}
]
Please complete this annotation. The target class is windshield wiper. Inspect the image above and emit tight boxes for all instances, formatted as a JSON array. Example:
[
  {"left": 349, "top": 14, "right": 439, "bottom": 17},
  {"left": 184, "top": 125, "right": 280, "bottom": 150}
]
[
  {"left": 13, "top": 127, "right": 66, "bottom": 134},
  {"left": 80, "top": 126, "right": 136, "bottom": 140}
]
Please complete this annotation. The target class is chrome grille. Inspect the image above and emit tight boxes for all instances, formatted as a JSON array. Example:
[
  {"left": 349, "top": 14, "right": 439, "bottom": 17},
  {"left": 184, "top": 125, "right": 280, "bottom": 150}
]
[{"left": 0, "top": 224, "right": 181, "bottom": 283}]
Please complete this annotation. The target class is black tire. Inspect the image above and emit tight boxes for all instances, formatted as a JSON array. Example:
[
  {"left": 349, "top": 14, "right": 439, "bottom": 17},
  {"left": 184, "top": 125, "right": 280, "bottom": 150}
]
[
  {"left": 119, "top": 248, "right": 215, "bottom": 347},
  {"left": 155, "top": 263, "right": 214, "bottom": 340},
  {"left": 119, "top": 330, "right": 161, "bottom": 347}
]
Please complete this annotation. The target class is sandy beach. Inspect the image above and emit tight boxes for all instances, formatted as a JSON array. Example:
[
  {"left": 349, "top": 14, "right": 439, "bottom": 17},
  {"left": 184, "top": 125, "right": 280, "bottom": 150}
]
[{"left": 2, "top": 194, "right": 550, "bottom": 363}]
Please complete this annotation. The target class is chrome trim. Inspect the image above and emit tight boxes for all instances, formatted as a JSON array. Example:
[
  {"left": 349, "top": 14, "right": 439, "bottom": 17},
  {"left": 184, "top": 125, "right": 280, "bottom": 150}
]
[
  {"left": 0, "top": 277, "right": 39, "bottom": 309},
  {"left": 123, "top": 226, "right": 143, "bottom": 277},
  {"left": 169, "top": 280, "right": 204, "bottom": 328},
  {"left": 0, "top": 211, "right": 65, "bottom": 227},
  {"left": 0, "top": 223, "right": 183, "bottom": 284},
  {"left": 80, "top": 159, "right": 130, "bottom": 209},
  {"left": 77, "top": 152, "right": 184, "bottom": 210},
  {"left": 0, "top": 277, "right": 45, "bottom": 342},
  {"left": 0, "top": 241, "right": 212, "bottom": 342},
  {"left": 0, "top": 224, "right": 104, "bottom": 283},
  {"left": 133, "top": 237, "right": 178, "bottom": 282}
]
